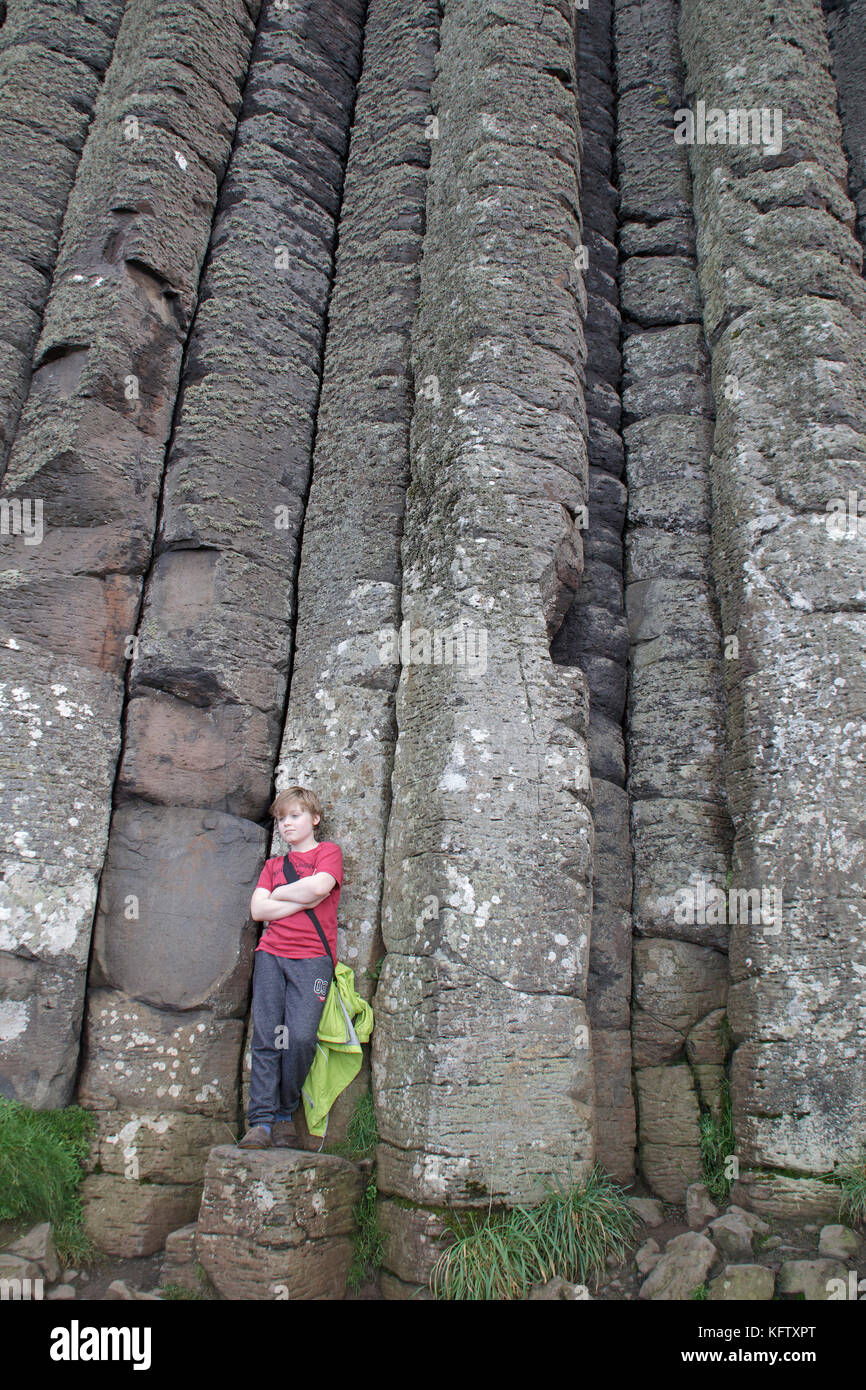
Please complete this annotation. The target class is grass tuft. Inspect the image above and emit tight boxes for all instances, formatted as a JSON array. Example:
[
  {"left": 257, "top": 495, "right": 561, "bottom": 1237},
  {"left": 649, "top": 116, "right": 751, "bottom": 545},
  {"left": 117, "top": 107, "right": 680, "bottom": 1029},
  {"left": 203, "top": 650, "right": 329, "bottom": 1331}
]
[
  {"left": 347, "top": 1176, "right": 384, "bottom": 1291},
  {"left": 325, "top": 1089, "right": 379, "bottom": 1161},
  {"left": 0, "top": 1098, "right": 98, "bottom": 1265},
  {"left": 430, "top": 1209, "right": 550, "bottom": 1301},
  {"left": 429, "top": 1165, "right": 637, "bottom": 1301},
  {"left": 160, "top": 1282, "right": 204, "bottom": 1300},
  {"left": 321, "top": 1091, "right": 383, "bottom": 1290},
  {"left": 832, "top": 1145, "right": 866, "bottom": 1227},
  {"left": 161, "top": 1263, "right": 212, "bottom": 1300},
  {"left": 700, "top": 1078, "right": 736, "bottom": 1201}
]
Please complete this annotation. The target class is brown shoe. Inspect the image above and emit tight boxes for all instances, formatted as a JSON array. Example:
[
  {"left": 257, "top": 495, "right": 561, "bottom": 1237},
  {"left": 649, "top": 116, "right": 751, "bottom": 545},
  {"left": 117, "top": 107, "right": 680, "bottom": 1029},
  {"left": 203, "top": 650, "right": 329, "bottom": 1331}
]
[
  {"left": 237, "top": 1125, "right": 272, "bottom": 1149},
  {"left": 271, "top": 1119, "right": 297, "bottom": 1148}
]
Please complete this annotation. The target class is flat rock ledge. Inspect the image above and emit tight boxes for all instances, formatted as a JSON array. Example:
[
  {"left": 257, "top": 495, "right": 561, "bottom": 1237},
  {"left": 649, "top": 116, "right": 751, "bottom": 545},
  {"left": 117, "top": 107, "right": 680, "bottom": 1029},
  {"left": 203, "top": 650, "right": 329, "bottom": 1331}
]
[{"left": 195, "top": 1146, "right": 364, "bottom": 1300}]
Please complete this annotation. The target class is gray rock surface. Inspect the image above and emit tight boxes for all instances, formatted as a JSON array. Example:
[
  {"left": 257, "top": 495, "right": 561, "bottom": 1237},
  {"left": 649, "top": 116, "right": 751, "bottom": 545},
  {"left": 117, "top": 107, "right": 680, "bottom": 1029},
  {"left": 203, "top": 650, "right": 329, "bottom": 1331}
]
[
  {"left": 777, "top": 1258, "right": 848, "bottom": 1302},
  {"left": 0, "top": 0, "right": 126, "bottom": 473},
  {"left": 686, "top": 1182, "right": 719, "bottom": 1231},
  {"left": 269, "top": 0, "right": 438, "bottom": 1003},
  {"left": 727, "top": 1204, "right": 770, "bottom": 1237},
  {"left": 76, "top": 0, "right": 366, "bottom": 1250},
  {"left": 730, "top": 1173, "right": 843, "bottom": 1222},
  {"left": 680, "top": 0, "right": 866, "bottom": 1186},
  {"left": 825, "top": 0, "right": 866, "bottom": 245},
  {"left": 639, "top": 1230, "right": 718, "bottom": 1300},
  {"left": 560, "top": 0, "right": 634, "bottom": 1187},
  {"left": 196, "top": 1146, "right": 363, "bottom": 1299},
  {"left": 635, "top": 1237, "right": 661, "bottom": 1274},
  {"left": 627, "top": 1196, "right": 666, "bottom": 1228},
  {"left": 159, "top": 1222, "right": 200, "bottom": 1292},
  {"left": 0, "top": 1251, "right": 43, "bottom": 1284},
  {"left": 373, "top": 0, "right": 594, "bottom": 1245},
  {"left": 378, "top": 1198, "right": 451, "bottom": 1287},
  {"left": 77, "top": 985, "right": 241, "bottom": 1253},
  {"left": 616, "top": 0, "right": 731, "bottom": 1203},
  {"left": 708, "top": 1264, "right": 774, "bottom": 1301},
  {"left": 635, "top": 1065, "right": 703, "bottom": 1201},
  {"left": 0, "top": 0, "right": 261, "bottom": 1109},
  {"left": 708, "top": 1211, "right": 754, "bottom": 1261},
  {"left": 3, "top": 1221, "right": 59, "bottom": 1281},
  {"left": 0, "top": 0, "right": 863, "bottom": 1291},
  {"left": 818, "top": 1224, "right": 862, "bottom": 1260}
]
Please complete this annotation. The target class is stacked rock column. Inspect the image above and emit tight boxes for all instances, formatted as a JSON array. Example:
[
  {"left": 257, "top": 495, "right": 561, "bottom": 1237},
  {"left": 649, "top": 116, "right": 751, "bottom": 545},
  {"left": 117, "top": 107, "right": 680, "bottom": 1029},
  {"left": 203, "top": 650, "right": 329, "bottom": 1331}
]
[
  {"left": 0, "top": 0, "right": 126, "bottom": 471},
  {"left": 679, "top": 0, "right": 866, "bottom": 1215},
  {"left": 373, "top": 0, "right": 595, "bottom": 1296},
  {"left": 823, "top": 0, "right": 866, "bottom": 250},
  {"left": 243, "top": 0, "right": 441, "bottom": 1140},
  {"left": 0, "top": 0, "right": 261, "bottom": 1111},
  {"left": 76, "top": 0, "right": 368, "bottom": 1255},
  {"left": 266, "top": 0, "right": 440, "bottom": 1003},
  {"left": 551, "top": 0, "right": 635, "bottom": 1185},
  {"left": 614, "top": 0, "right": 731, "bottom": 1202}
]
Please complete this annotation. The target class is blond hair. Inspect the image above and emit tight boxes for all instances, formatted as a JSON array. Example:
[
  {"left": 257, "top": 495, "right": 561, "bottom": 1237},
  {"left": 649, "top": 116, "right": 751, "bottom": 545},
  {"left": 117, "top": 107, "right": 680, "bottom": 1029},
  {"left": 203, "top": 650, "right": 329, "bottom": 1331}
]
[{"left": 269, "top": 785, "right": 323, "bottom": 828}]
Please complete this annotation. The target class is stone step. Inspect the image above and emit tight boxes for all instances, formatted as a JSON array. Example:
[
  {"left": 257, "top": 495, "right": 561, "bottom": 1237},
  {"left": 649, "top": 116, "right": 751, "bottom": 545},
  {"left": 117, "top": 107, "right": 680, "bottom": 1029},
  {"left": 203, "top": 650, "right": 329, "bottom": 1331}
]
[{"left": 195, "top": 1145, "right": 364, "bottom": 1300}]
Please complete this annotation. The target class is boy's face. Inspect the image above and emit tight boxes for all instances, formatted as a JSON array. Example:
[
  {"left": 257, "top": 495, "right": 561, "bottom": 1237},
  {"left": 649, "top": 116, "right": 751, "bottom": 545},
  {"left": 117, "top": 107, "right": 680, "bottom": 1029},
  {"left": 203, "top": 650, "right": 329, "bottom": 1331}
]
[{"left": 276, "top": 801, "right": 319, "bottom": 844}]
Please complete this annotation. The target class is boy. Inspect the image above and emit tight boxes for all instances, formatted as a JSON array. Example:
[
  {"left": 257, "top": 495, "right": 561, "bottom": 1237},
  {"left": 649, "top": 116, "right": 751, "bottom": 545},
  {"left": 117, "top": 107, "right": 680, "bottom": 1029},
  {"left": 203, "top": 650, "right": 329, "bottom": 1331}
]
[{"left": 238, "top": 785, "right": 343, "bottom": 1149}]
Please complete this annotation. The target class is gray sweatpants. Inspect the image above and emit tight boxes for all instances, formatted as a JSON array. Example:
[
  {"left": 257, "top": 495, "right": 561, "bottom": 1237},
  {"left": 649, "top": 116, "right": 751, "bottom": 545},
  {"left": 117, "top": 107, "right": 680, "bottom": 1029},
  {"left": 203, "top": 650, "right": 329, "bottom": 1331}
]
[{"left": 247, "top": 949, "right": 333, "bottom": 1127}]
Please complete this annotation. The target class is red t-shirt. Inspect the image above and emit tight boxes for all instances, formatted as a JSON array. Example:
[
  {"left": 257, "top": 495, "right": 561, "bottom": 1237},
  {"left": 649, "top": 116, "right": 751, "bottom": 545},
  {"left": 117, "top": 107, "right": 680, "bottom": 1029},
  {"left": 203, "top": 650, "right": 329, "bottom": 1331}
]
[{"left": 254, "top": 841, "right": 342, "bottom": 960}]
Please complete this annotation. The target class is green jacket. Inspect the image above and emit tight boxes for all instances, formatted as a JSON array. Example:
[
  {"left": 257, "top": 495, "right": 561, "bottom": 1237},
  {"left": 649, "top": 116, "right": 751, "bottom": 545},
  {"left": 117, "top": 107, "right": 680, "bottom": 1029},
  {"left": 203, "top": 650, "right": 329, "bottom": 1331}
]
[{"left": 301, "top": 961, "right": 374, "bottom": 1137}]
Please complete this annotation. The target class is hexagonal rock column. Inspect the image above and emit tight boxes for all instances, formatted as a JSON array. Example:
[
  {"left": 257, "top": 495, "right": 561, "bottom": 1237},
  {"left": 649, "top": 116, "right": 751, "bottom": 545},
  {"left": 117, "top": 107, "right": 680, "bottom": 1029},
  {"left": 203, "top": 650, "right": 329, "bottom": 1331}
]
[
  {"left": 75, "top": 0, "right": 366, "bottom": 1248},
  {"left": 268, "top": 0, "right": 441, "bottom": 1017},
  {"left": 77, "top": 977, "right": 250, "bottom": 1256},
  {"left": 196, "top": 1147, "right": 364, "bottom": 1300},
  {"left": 0, "top": 0, "right": 261, "bottom": 1109},
  {"left": 614, "top": 0, "right": 730, "bottom": 1202},
  {"left": 0, "top": 0, "right": 126, "bottom": 472},
  {"left": 373, "top": 0, "right": 595, "bottom": 1292},
  {"left": 75, "top": 807, "right": 265, "bottom": 1254},
  {"left": 550, "top": 0, "right": 635, "bottom": 1185},
  {"left": 75, "top": 806, "right": 268, "bottom": 1251},
  {"left": 821, "top": 1, "right": 866, "bottom": 249},
  {"left": 679, "top": 0, "right": 866, "bottom": 1205},
  {"left": 119, "top": 0, "right": 366, "bottom": 825}
]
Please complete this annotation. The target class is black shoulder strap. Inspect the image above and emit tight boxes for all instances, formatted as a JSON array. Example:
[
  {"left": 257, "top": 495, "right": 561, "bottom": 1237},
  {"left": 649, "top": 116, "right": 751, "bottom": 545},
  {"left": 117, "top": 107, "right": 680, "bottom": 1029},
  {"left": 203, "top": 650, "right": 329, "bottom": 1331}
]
[{"left": 282, "top": 853, "right": 336, "bottom": 969}]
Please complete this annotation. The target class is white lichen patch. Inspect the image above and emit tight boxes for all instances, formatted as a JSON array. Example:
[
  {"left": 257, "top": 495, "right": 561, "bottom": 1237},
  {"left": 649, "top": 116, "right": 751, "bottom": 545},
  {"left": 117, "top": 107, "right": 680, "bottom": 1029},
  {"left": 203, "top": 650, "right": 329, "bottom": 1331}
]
[
  {"left": 0, "top": 999, "right": 29, "bottom": 1042},
  {"left": 438, "top": 740, "right": 467, "bottom": 792},
  {"left": 250, "top": 1180, "right": 276, "bottom": 1213}
]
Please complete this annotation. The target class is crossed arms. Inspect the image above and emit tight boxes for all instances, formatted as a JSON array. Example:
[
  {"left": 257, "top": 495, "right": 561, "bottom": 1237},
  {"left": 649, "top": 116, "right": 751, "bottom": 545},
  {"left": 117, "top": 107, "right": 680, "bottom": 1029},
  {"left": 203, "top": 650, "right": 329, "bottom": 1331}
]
[{"left": 250, "top": 871, "right": 337, "bottom": 923}]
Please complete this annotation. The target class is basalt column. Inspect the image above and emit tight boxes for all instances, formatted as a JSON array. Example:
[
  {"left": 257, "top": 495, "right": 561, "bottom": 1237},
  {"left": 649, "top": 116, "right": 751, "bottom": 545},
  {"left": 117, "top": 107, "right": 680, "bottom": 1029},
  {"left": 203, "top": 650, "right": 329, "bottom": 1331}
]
[
  {"left": 374, "top": 0, "right": 594, "bottom": 1297},
  {"left": 823, "top": 0, "right": 866, "bottom": 251},
  {"left": 551, "top": 0, "right": 635, "bottom": 1186},
  {"left": 243, "top": 0, "right": 440, "bottom": 1139},
  {"left": 0, "top": 0, "right": 126, "bottom": 473},
  {"left": 76, "top": 0, "right": 367, "bottom": 1256},
  {"left": 614, "top": 0, "right": 731, "bottom": 1202},
  {"left": 0, "top": 0, "right": 260, "bottom": 1110},
  {"left": 680, "top": 0, "right": 866, "bottom": 1215}
]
